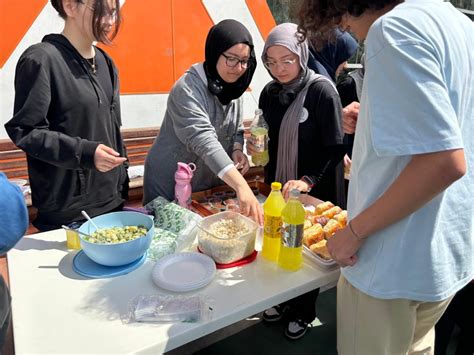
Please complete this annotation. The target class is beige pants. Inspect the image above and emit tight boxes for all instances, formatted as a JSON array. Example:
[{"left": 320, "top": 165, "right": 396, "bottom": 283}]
[{"left": 337, "top": 274, "right": 452, "bottom": 355}]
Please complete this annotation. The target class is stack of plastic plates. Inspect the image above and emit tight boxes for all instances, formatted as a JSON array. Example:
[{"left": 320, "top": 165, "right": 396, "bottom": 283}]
[{"left": 152, "top": 252, "right": 216, "bottom": 292}]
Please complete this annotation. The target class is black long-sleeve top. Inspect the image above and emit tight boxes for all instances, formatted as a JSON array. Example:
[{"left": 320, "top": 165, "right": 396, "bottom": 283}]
[
  {"left": 259, "top": 80, "right": 346, "bottom": 206},
  {"left": 4, "top": 34, "right": 128, "bottom": 231}
]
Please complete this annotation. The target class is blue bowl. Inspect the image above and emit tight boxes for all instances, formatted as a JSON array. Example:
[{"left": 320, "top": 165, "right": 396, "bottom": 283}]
[{"left": 78, "top": 211, "right": 154, "bottom": 267}]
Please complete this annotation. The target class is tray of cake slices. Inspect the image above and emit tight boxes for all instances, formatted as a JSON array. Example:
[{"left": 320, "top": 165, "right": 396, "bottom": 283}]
[{"left": 302, "top": 201, "right": 347, "bottom": 268}]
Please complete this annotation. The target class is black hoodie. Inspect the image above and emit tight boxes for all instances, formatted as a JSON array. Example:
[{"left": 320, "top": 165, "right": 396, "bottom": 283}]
[{"left": 5, "top": 34, "right": 128, "bottom": 231}]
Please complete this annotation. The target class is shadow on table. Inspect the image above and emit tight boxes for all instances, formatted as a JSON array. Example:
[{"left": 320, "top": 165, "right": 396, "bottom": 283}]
[
  {"left": 57, "top": 251, "right": 89, "bottom": 280},
  {"left": 15, "top": 237, "right": 65, "bottom": 252},
  {"left": 56, "top": 251, "right": 322, "bottom": 353},
  {"left": 58, "top": 258, "right": 264, "bottom": 351},
  {"left": 70, "top": 261, "right": 160, "bottom": 322}
]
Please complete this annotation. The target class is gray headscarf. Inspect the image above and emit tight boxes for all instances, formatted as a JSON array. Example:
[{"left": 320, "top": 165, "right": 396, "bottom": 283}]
[{"left": 262, "top": 23, "right": 333, "bottom": 183}]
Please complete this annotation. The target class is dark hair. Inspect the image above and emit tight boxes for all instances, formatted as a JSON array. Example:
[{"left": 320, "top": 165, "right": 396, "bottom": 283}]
[
  {"left": 50, "top": 0, "right": 122, "bottom": 44},
  {"left": 297, "top": 0, "right": 402, "bottom": 49}
]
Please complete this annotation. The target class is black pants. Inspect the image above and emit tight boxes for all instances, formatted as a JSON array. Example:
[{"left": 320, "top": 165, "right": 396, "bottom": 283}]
[
  {"left": 281, "top": 288, "right": 320, "bottom": 323},
  {"left": 435, "top": 282, "right": 474, "bottom": 355}
]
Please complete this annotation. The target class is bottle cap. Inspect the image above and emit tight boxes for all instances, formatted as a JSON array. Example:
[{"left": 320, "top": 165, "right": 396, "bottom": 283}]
[
  {"left": 175, "top": 162, "right": 196, "bottom": 180},
  {"left": 271, "top": 182, "right": 282, "bottom": 190}
]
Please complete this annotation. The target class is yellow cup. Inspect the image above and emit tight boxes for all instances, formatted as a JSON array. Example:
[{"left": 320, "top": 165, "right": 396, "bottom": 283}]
[{"left": 66, "top": 229, "right": 81, "bottom": 250}]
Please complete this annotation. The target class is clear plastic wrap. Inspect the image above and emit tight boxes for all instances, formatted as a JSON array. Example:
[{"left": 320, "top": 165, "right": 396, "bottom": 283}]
[{"left": 122, "top": 295, "right": 213, "bottom": 324}]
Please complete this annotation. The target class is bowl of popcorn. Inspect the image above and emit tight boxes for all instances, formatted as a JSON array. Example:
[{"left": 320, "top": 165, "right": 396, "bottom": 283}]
[
  {"left": 78, "top": 211, "right": 154, "bottom": 266},
  {"left": 197, "top": 211, "right": 258, "bottom": 264}
]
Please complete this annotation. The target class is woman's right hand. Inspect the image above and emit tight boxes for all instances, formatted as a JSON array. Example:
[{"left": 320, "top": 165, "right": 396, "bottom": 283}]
[
  {"left": 221, "top": 167, "right": 263, "bottom": 225},
  {"left": 94, "top": 144, "right": 127, "bottom": 172},
  {"left": 236, "top": 185, "right": 263, "bottom": 226}
]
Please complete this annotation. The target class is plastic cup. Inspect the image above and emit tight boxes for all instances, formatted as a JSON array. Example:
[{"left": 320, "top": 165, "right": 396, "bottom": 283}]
[
  {"left": 66, "top": 230, "right": 81, "bottom": 249},
  {"left": 225, "top": 201, "right": 240, "bottom": 212},
  {"left": 66, "top": 222, "right": 82, "bottom": 250},
  {"left": 207, "top": 197, "right": 225, "bottom": 211}
]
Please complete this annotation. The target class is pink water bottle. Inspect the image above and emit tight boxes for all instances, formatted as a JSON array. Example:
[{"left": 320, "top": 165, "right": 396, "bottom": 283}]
[{"left": 174, "top": 162, "right": 196, "bottom": 208}]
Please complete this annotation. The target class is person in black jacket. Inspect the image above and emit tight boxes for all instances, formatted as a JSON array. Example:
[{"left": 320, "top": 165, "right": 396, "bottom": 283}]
[{"left": 5, "top": 0, "right": 128, "bottom": 231}]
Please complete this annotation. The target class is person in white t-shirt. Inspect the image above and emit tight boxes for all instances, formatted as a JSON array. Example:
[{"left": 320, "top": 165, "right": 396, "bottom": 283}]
[{"left": 298, "top": 0, "right": 473, "bottom": 354}]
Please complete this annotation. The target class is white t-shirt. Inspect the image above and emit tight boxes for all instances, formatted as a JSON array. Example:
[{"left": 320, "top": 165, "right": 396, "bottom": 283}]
[{"left": 343, "top": 0, "right": 474, "bottom": 301}]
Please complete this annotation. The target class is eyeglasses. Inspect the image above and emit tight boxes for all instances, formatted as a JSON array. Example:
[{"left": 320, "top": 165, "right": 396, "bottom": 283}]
[
  {"left": 221, "top": 53, "right": 250, "bottom": 69},
  {"left": 263, "top": 58, "right": 298, "bottom": 71},
  {"left": 78, "top": 1, "right": 118, "bottom": 20}
]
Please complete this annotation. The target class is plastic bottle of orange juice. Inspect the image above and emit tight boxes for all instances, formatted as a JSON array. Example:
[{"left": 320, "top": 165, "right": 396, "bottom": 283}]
[
  {"left": 261, "top": 182, "right": 286, "bottom": 261},
  {"left": 278, "top": 189, "right": 305, "bottom": 271}
]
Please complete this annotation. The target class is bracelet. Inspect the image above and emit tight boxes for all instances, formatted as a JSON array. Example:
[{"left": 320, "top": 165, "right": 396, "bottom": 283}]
[
  {"left": 300, "top": 175, "right": 315, "bottom": 193},
  {"left": 233, "top": 148, "right": 243, "bottom": 153},
  {"left": 348, "top": 220, "right": 365, "bottom": 241}
]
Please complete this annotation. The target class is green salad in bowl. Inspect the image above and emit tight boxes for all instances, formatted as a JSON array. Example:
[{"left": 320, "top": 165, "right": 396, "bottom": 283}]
[{"left": 86, "top": 225, "right": 148, "bottom": 244}]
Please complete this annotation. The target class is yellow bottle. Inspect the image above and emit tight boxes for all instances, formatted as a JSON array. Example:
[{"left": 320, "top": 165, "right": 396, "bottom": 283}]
[
  {"left": 261, "top": 182, "right": 286, "bottom": 262},
  {"left": 278, "top": 189, "right": 305, "bottom": 271},
  {"left": 250, "top": 109, "right": 269, "bottom": 167}
]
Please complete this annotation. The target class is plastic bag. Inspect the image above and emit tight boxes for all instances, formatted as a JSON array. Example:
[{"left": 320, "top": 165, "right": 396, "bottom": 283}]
[
  {"left": 147, "top": 228, "right": 178, "bottom": 261},
  {"left": 122, "top": 295, "right": 213, "bottom": 324},
  {"left": 145, "top": 196, "right": 201, "bottom": 234},
  {"left": 144, "top": 196, "right": 202, "bottom": 260}
]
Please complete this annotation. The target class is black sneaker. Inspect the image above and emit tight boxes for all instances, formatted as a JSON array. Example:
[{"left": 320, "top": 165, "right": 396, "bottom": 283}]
[
  {"left": 262, "top": 305, "right": 284, "bottom": 322},
  {"left": 285, "top": 318, "right": 310, "bottom": 340}
]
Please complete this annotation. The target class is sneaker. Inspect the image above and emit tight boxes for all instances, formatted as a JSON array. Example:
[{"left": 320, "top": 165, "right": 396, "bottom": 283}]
[
  {"left": 285, "top": 318, "right": 310, "bottom": 340},
  {"left": 262, "top": 305, "right": 284, "bottom": 322}
]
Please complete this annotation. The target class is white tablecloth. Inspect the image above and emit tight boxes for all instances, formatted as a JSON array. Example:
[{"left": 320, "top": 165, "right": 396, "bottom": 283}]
[{"left": 9, "top": 229, "right": 339, "bottom": 354}]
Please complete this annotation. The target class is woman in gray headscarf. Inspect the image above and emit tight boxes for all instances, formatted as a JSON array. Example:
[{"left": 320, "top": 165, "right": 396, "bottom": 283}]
[
  {"left": 248, "top": 23, "right": 346, "bottom": 203},
  {"left": 247, "top": 23, "right": 346, "bottom": 340}
]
